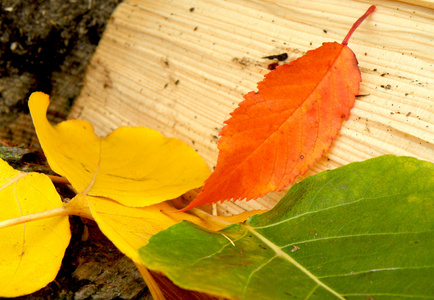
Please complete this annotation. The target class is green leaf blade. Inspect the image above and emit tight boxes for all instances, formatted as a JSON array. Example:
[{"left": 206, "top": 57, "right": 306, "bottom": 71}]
[{"left": 139, "top": 155, "right": 434, "bottom": 299}]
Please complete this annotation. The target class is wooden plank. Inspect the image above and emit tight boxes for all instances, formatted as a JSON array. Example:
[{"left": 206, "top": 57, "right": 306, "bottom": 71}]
[{"left": 69, "top": 0, "right": 433, "bottom": 215}]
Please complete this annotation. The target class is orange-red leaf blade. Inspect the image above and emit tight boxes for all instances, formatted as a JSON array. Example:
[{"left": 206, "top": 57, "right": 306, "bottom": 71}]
[{"left": 183, "top": 42, "right": 361, "bottom": 210}]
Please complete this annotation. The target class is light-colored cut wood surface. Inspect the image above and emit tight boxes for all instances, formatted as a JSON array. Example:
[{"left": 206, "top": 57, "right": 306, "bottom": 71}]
[{"left": 69, "top": 0, "right": 433, "bottom": 215}]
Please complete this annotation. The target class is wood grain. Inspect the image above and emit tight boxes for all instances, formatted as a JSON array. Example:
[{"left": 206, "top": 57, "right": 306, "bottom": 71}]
[{"left": 69, "top": 0, "right": 433, "bottom": 215}]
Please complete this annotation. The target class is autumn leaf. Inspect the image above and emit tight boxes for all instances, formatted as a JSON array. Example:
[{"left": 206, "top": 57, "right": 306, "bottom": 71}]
[
  {"left": 182, "top": 6, "right": 376, "bottom": 210},
  {"left": 140, "top": 155, "right": 434, "bottom": 299},
  {"left": 29, "top": 92, "right": 210, "bottom": 207},
  {"left": 0, "top": 159, "right": 71, "bottom": 297}
]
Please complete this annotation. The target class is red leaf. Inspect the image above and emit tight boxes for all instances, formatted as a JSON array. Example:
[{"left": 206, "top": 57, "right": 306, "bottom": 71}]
[{"left": 182, "top": 6, "right": 375, "bottom": 211}]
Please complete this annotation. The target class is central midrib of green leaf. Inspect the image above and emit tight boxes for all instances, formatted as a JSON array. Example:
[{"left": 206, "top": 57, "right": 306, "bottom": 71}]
[{"left": 245, "top": 224, "right": 344, "bottom": 299}]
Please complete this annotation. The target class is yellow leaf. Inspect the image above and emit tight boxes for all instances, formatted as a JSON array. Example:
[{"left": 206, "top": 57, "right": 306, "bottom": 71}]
[
  {"left": 0, "top": 159, "right": 71, "bottom": 297},
  {"left": 29, "top": 92, "right": 211, "bottom": 207},
  {"left": 67, "top": 195, "right": 229, "bottom": 263}
]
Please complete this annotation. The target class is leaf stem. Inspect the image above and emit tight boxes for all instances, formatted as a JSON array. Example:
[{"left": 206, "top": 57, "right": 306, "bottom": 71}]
[
  {"left": 189, "top": 207, "right": 234, "bottom": 227},
  {"left": 135, "top": 263, "right": 166, "bottom": 300},
  {"left": 0, "top": 206, "right": 70, "bottom": 229},
  {"left": 342, "top": 5, "right": 376, "bottom": 45}
]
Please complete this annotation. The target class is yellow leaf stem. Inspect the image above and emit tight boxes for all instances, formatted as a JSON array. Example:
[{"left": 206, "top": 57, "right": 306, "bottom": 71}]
[{"left": 0, "top": 206, "right": 68, "bottom": 230}]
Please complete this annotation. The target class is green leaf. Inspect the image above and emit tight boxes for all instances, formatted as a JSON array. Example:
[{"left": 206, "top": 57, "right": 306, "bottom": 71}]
[{"left": 139, "top": 155, "right": 434, "bottom": 299}]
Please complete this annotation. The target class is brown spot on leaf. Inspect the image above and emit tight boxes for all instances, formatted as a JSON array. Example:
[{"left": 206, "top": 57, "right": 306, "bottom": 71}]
[{"left": 291, "top": 246, "right": 300, "bottom": 252}]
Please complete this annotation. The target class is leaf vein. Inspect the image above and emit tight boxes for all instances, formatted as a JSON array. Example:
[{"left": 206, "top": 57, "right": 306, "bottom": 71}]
[
  {"left": 342, "top": 292, "right": 434, "bottom": 298},
  {"left": 243, "top": 255, "right": 278, "bottom": 298},
  {"left": 282, "top": 230, "right": 434, "bottom": 248},
  {"left": 251, "top": 192, "right": 411, "bottom": 229},
  {"left": 318, "top": 265, "right": 434, "bottom": 279},
  {"left": 304, "top": 285, "right": 319, "bottom": 300}
]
